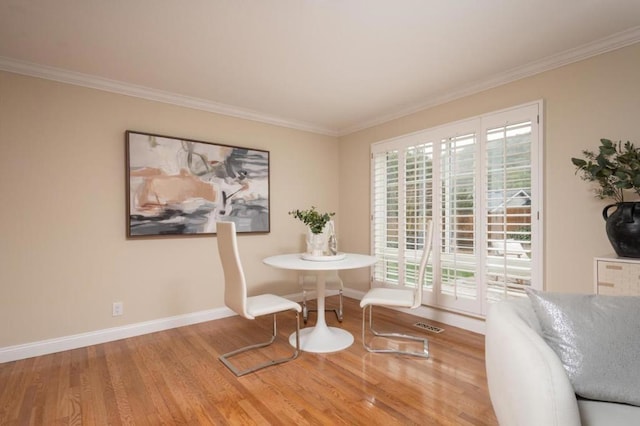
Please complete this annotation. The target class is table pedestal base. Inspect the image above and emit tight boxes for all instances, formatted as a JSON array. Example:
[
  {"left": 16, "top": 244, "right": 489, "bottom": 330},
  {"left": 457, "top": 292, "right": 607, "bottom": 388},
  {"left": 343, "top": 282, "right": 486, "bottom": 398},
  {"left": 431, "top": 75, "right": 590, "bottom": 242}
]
[{"left": 289, "top": 326, "right": 354, "bottom": 353}]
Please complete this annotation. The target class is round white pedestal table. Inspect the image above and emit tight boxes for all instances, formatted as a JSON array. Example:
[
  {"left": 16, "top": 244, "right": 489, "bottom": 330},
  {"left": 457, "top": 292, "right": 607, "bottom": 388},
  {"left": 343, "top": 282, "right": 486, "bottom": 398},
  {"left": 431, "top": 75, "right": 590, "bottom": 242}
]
[{"left": 262, "top": 253, "right": 377, "bottom": 353}]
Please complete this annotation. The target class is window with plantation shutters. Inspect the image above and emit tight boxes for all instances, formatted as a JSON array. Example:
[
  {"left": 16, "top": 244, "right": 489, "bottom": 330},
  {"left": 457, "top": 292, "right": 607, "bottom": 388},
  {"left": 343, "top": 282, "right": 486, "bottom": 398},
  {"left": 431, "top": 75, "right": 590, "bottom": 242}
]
[
  {"left": 440, "top": 133, "right": 478, "bottom": 304},
  {"left": 404, "top": 143, "right": 434, "bottom": 289},
  {"left": 373, "top": 143, "right": 434, "bottom": 291},
  {"left": 372, "top": 150, "right": 400, "bottom": 285},
  {"left": 371, "top": 101, "right": 543, "bottom": 317},
  {"left": 485, "top": 120, "right": 534, "bottom": 302}
]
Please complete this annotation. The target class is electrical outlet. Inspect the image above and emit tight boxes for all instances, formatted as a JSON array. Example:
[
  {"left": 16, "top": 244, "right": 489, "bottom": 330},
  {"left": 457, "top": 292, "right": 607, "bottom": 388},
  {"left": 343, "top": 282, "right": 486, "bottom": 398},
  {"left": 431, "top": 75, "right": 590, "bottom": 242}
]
[{"left": 112, "top": 301, "right": 124, "bottom": 317}]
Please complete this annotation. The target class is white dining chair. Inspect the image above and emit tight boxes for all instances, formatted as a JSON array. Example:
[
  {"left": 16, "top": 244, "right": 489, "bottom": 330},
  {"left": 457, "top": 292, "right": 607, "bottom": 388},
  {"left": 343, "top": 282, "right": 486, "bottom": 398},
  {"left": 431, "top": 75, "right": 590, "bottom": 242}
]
[
  {"left": 360, "top": 219, "right": 434, "bottom": 358},
  {"left": 299, "top": 272, "right": 344, "bottom": 324},
  {"left": 216, "top": 221, "right": 302, "bottom": 376}
]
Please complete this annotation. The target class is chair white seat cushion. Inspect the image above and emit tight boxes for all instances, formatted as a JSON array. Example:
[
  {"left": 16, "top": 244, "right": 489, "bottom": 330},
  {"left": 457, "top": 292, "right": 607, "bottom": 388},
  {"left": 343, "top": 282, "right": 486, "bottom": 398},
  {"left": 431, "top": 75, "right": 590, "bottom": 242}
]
[
  {"left": 360, "top": 288, "right": 414, "bottom": 308},
  {"left": 247, "top": 294, "right": 302, "bottom": 318}
]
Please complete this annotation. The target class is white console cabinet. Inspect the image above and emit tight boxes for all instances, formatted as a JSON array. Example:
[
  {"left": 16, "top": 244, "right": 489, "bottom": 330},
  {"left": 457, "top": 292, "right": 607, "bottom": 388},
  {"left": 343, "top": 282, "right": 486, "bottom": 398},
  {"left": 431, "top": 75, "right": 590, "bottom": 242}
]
[{"left": 594, "top": 255, "right": 640, "bottom": 296}]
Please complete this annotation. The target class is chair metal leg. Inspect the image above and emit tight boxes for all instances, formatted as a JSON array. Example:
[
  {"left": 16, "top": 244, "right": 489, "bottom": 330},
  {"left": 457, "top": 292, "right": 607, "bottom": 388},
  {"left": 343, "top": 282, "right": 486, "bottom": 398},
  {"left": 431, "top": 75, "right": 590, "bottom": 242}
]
[
  {"left": 302, "top": 289, "right": 309, "bottom": 324},
  {"left": 219, "top": 311, "right": 301, "bottom": 377},
  {"left": 361, "top": 306, "right": 429, "bottom": 358},
  {"left": 305, "top": 289, "right": 344, "bottom": 323}
]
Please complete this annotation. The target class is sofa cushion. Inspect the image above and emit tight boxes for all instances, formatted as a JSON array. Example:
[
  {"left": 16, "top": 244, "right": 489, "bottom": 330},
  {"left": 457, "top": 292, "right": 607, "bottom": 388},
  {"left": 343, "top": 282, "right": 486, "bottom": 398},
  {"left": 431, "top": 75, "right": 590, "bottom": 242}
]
[
  {"left": 578, "top": 399, "right": 640, "bottom": 426},
  {"left": 526, "top": 289, "right": 640, "bottom": 406}
]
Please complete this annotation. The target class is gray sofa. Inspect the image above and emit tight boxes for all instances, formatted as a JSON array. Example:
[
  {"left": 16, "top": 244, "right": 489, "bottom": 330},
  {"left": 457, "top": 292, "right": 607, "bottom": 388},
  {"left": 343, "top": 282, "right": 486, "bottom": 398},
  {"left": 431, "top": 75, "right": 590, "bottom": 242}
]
[{"left": 485, "top": 298, "right": 639, "bottom": 426}]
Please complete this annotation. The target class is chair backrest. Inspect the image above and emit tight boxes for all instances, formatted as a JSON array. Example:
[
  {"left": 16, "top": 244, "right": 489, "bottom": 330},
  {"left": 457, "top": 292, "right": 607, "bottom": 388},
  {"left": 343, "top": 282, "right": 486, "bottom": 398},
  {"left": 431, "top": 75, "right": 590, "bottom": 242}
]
[
  {"left": 216, "top": 221, "right": 250, "bottom": 319},
  {"left": 413, "top": 219, "right": 434, "bottom": 309}
]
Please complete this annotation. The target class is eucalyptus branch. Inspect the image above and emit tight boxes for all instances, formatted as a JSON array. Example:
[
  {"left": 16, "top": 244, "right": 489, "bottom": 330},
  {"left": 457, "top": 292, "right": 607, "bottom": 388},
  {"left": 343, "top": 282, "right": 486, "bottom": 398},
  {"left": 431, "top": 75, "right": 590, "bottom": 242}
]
[
  {"left": 289, "top": 206, "right": 335, "bottom": 234},
  {"left": 571, "top": 138, "right": 640, "bottom": 203}
]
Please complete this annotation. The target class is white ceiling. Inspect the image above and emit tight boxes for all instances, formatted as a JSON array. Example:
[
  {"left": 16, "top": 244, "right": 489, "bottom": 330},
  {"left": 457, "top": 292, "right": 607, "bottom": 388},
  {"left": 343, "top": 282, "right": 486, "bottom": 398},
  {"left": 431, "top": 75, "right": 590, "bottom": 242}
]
[{"left": 1, "top": 1, "right": 640, "bottom": 136}]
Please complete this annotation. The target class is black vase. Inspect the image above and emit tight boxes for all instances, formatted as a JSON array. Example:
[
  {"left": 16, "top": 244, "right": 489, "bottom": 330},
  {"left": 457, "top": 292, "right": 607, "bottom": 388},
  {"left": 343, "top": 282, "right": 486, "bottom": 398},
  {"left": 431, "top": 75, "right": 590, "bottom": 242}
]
[{"left": 602, "top": 202, "right": 640, "bottom": 258}]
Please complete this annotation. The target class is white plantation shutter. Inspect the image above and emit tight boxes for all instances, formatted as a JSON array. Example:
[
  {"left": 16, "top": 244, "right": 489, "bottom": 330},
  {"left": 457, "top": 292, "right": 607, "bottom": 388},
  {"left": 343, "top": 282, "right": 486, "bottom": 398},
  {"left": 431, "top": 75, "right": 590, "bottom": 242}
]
[
  {"left": 440, "top": 133, "right": 478, "bottom": 302},
  {"left": 372, "top": 150, "right": 400, "bottom": 285},
  {"left": 372, "top": 143, "right": 434, "bottom": 289},
  {"left": 371, "top": 101, "right": 542, "bottom": 316},
  {"left": 484, "top": 118, "right": 536, "bottom": 301},
  {"left": 404, "top": 143, "right": 434, "bottom": 289}
]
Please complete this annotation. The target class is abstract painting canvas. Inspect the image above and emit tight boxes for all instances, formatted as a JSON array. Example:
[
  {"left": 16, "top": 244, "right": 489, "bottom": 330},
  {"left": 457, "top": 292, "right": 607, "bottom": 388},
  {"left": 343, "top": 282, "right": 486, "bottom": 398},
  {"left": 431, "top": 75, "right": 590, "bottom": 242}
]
[{"left": 126, "top": 131, "right": 270, "bottom": 237}]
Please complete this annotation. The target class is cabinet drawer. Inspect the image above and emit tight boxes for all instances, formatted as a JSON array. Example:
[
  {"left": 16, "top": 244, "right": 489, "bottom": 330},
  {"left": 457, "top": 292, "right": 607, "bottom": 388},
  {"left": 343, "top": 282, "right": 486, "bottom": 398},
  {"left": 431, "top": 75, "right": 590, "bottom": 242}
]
[{"left": 596, "top": 260, "right": 640, "bottom": 296}]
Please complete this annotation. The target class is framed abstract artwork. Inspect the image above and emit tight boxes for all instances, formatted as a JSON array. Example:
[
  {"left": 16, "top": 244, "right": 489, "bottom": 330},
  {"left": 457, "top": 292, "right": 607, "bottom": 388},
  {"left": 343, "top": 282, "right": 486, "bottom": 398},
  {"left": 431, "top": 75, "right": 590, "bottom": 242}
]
[{"left": 125, "top": 131, "right": 270, "bottom": 237}]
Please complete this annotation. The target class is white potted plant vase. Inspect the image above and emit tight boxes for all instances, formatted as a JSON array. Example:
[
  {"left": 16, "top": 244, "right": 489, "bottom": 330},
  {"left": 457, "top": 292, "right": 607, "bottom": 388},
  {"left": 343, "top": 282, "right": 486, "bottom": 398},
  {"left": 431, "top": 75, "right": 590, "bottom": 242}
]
[{"left": 306, "top": 220, "right": 334, "bottom": 256}]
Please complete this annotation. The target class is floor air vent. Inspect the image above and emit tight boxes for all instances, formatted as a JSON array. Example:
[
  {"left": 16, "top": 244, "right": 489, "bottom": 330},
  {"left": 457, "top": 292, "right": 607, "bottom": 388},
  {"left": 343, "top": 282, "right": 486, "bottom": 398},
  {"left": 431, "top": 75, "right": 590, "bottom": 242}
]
[{"left": 414, "top": 322, "right": 444, "bottom": 333}]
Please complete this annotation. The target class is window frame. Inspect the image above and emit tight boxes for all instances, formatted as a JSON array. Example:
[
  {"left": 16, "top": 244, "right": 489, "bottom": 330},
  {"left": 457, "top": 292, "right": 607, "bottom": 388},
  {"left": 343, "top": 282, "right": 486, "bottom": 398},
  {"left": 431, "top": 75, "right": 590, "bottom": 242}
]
[{"left": 370, "top": 100, "right": 543, "bottom": 317}]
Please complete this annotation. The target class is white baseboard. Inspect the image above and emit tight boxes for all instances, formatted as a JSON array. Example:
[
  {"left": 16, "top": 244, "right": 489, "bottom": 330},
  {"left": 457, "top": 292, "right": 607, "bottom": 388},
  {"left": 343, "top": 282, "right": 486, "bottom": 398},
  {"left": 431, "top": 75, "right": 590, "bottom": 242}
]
[
  {"left": 0, "top": 306, "right": 236, "bottom": 364},
  {"left": 0, "top": 288, "right": 484, "bottom": 364}
]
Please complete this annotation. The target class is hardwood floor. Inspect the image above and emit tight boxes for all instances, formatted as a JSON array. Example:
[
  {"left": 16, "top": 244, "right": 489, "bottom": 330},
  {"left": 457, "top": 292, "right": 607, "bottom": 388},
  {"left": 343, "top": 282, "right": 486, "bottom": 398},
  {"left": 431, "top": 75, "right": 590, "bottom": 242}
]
[{"left": 0, "top": 297, "right": 498, "bottom": 425}]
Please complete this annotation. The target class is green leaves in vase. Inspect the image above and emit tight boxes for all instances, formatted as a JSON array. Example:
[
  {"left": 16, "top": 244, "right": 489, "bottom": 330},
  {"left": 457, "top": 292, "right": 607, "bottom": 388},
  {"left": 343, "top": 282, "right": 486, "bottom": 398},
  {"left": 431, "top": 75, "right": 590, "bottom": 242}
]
[
  {"left": 571, "top": 138, "right": 640, "bottom": 203},
  {"left": 289, "top": 206, "right": 335, "bottom": 234}
]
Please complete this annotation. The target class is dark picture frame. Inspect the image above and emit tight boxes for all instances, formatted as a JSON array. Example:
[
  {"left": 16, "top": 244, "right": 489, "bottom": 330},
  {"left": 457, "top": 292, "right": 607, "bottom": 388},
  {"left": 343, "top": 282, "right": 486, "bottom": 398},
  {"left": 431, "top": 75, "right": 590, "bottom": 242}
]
[{"left": 125, "top": 130, "right": 270, "bottom": 237}]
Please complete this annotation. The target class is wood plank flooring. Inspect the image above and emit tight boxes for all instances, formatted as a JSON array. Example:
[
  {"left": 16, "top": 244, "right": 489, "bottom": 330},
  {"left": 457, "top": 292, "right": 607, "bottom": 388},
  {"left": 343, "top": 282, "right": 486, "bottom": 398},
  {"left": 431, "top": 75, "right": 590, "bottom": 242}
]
[{"left": 0, "top": 297, "right": 498, "bottom": 425}]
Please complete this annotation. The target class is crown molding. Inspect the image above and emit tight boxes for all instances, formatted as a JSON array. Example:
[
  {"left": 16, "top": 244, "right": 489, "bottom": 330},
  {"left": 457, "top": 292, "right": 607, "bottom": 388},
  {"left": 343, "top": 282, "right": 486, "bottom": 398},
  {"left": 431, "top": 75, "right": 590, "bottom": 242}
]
[
  {"left": 337, "top": 26, "right": 640, "bottom": 136},
  {"left": 0, "top": 56, "right": 338, "bottom": 137}
]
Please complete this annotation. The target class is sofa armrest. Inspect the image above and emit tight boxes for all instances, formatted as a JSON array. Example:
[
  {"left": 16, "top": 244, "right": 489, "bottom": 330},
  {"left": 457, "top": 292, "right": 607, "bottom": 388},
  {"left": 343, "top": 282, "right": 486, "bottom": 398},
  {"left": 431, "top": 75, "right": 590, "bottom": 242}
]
[{"left": 485, "top": 299, "right": 580, "bottom": 426}]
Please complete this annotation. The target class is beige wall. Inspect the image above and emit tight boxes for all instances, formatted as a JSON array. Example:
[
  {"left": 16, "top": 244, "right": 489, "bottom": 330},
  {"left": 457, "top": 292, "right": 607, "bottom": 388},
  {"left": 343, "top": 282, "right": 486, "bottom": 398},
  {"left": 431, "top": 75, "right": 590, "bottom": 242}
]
[
  {"left": 338, "top": 42, "right": 640, "bottom": 295},
  {"left": 2, "top": 42, "right": 639, "bottom": 349},
  {"left": 0, "top": 71, "right": 339, "bottom": 347}
]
